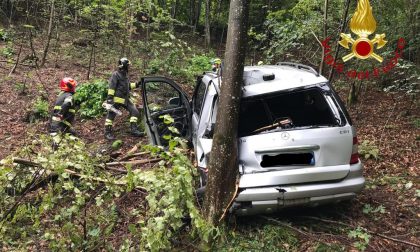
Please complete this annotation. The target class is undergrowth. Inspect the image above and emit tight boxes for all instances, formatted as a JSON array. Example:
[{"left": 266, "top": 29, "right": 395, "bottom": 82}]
[
  {"left": 73, "top": 79, "right": 108, "bottom": 118},
  {"left": 0, "top": 134, "right": 216, "bottom": 250}
]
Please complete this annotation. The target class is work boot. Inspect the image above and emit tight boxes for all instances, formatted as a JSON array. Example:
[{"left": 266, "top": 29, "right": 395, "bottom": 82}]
[
  {"left": 130, "top": 123, "right": 144, "bottom": 137},
  {"left": 104, "top": 125, "right": 115, "bottom": 140}
]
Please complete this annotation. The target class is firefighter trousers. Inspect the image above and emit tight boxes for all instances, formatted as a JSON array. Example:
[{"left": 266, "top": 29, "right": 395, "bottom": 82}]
[{"left": 105, "top": 100, "right": 140, "bottom": 126}]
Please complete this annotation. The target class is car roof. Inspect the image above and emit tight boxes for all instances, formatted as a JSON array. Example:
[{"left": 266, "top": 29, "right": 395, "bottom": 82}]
[{"left": 205, "top": 64, "right": 328, "bottom": 98}]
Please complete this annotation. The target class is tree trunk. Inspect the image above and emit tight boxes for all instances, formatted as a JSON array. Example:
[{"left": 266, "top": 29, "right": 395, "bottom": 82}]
[
  {"left": 204, "top": 0, "right": 211, "bottom": 49},
  {"left": 319, "top": 0, "right": 328, "bottom": 75},
  {"left": 190, "top": 0, "right": 195, "bottom": 27},
  {"left": 204, "top": 0, "right": 250, "bottom": 225},
  {"left": 171, "top": 0, "right": 177, "bottom": 19},
  {"left": 328, "top": 0, "right": 351, "bottom": 83},
  {"left": 193, "top": 0, "right": 202, "bottom": 33},
  {"left": 40, "top": 0, "right": 55, "bottom": 67}
]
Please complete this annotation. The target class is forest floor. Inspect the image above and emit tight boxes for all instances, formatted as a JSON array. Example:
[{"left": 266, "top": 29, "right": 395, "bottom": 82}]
[{"left": 0, "top": 46, "right": 419, "bottom": 251}]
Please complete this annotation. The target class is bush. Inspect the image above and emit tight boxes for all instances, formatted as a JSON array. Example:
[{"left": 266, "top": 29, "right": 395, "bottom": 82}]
[
  {"left": 73, "top": 79, "right": 108, "bottom": 118},
  {"left": 27, "top": 97, "right": 49, "bottom": 122},
  {"left": 359, "top": 140, "right": 379, "bottom": 160},
  {"left": 0, "top": 28, "right": 10, "bottom": 41}
]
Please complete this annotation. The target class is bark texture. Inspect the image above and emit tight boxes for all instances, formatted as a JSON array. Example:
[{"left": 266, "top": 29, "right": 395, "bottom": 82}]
[{"left": 204, "top": 0, "right": 250, "bottom": 225}]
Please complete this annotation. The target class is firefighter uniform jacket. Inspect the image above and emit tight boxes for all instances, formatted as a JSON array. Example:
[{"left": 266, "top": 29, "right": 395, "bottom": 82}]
[
  {"left": 107, "top": 69, "right": 138, "bottom": 105},
  {"left": 50, "top": 92, "right": 75, "bottom": 133}
]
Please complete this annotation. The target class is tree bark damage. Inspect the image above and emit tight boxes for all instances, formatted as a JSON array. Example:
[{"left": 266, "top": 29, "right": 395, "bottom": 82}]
[{"left": 204, "top": 0, "right": 250, "bottom": 225}]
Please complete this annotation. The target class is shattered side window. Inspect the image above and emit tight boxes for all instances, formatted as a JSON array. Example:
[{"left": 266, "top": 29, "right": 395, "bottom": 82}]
[{"left": 238, "top": 87, "right": 339, "bottom": 137}]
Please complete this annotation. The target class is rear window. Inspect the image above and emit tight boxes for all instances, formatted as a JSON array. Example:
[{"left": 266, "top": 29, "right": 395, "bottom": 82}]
[{"left": 238, "top": 87, "right": 340, "bottom": 137}]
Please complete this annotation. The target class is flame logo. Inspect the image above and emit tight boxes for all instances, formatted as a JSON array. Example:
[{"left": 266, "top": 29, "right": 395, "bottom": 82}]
[
  {"left": 339, "top": 0, "right": 387, "bottom": 62},
  {"left": 350, "top": 0, "right": 376, "bottom": 37}
]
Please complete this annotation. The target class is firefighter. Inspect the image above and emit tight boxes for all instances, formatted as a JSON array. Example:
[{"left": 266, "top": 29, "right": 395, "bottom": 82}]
[
  {"left": 104, "top": 57, "right": 143, "bottom": 140},
  {"left": 50, "top": 77, "right": 78, "bottom": 135},
  {"left": 49, "top": 77, "right": 78, "bottom": 149},
  {"left": 211, "top": 57, "right": 222, "bottom": 74}
]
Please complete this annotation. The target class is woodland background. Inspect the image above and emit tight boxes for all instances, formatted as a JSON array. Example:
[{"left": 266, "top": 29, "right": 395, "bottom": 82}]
[{"left": 0, "top": 0, "right": 419, "bottom": 251}]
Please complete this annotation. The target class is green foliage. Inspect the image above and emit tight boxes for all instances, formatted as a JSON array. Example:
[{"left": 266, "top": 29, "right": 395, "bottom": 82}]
[
  {"left": 0, "top": 133, "right": 215, "bottom": 250},
  {"left": 348, "top": 227, "right": 371, "bottom": 251},
  {"left": 1, "top": 44, "right": 14, "bottom": 58},
  {"left": 362, "top": 204, "right": 386, "bottom": 215},
  {"left": 314, "top": 242, "right": 346, "bottom": 252},
  {"left": 358, "top": 140, "right": 379, "bottom": 160},
  {"left": 382, "top": 60, "right": 420, "bottom": 95},
  {"left": 14, "top": 82, "right": 27, "bottom": 94},
  {"left": 31, "top": 97, "right": 49, "bottom": 120},
  {"left": 0, "top": 28, "right": 10, "bottom": 41},
  {"left": 144, "top": 31, "right": 213, "bottom": 84},
  {"left": 111, "top": 139, "right": 123, "bottom": 150},
  {"left": 216, "top": 224, "right": 298, "bottom": 251},
  {"left": 73, "top": 79, "right": 108, "bottom": 118},
  {"left": 413, "top": 118, "right": 420, "bottom": 128}
]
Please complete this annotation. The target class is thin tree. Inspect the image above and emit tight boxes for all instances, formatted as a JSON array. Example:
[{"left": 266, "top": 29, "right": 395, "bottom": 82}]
[
  {"left": 204, "top": 0, "right": 211, "bottom": 49},
  {"left": 40, "top": 0, "right": 55, "bottom": 67},
  {"left": 204, "top": 0, "right": 250, "bottom": 225},
  {"left": 319, "top": 0, "right": 328, "bottom": 75},
  {"left": 328, "top": 0, "right": 351, "bottom": 83}
]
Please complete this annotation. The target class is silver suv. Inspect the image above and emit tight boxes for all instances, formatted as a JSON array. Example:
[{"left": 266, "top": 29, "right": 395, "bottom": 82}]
[{"left": 140, "top": 62, "right": 365, "bottom": 215}]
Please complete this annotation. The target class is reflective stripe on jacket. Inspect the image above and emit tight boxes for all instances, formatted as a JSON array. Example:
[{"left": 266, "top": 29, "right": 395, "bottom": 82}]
[
  {"left": 50, "top": 92, "right": 75, "bottom": 131},
  {"left": 107, "top": 70, "right": 138, "bottom": 105}
]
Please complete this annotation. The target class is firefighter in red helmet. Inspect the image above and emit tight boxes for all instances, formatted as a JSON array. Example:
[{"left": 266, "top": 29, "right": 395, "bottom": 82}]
[{"left": 49, "top": 77, "right": 78, "bottom": 137}]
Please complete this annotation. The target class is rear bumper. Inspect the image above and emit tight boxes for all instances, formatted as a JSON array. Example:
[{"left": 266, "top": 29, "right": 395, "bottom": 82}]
[{"left": 232, "top": 162, "right": 364, "bottom": 215}]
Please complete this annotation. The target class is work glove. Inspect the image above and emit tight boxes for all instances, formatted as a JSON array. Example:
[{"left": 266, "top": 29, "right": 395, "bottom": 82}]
[{"left": 106, "top": 96, "right": 114, "bottom": 105}]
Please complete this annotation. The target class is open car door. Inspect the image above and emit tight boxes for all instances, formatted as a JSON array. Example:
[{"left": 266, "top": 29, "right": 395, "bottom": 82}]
[{"left": 141, "top": 77, "right": 192, "bottom": 146}]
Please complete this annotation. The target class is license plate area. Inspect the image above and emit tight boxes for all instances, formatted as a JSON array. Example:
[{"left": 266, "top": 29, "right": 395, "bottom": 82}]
[{"left": 261, "top": 152, "right": 315, "bottom": 167}]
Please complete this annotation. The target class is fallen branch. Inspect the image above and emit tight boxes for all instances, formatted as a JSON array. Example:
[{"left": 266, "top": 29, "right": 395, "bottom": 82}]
[
  {"left": 301, "top": 216, "right": 420, "bottom": 248},
  {"left": 106, "top": 158, "right": 163, "bottom": 167},
  {"left": 12, "top": 158, "right": 146, "bottom": 190},
  {"left": 119, "top": 151, "right": 149, "bottom": 161}
]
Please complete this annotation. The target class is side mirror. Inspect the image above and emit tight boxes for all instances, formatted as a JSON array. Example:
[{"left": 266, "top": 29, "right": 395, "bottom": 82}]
[{"left": 168, "top": 97, "right": 180, "bottom": 106}]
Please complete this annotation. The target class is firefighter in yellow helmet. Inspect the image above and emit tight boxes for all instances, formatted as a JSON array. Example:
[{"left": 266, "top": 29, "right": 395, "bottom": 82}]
[{"left": 211, "top": 58, "right": 222, "bottom": 75}]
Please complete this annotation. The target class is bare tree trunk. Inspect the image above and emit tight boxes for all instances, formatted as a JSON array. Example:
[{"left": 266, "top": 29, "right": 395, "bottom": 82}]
[
  {"left": 328, "top": 0, "right": 351, "bottom": 83},
  {"left": 40, "top": 0, "right": 55, "bottom": 67},
  {"left": 87, "top": 30, "right": 97, "bottom": 80},
  {"left": 190, "top": 0, "right": 195, "bottom": 28},
  {"left": 204, "top": 0, "right": 250, "bottom": 225},
  {"left": 171, "top": 0, "right": 177, "bottom": 19},
  {"left": 319, "top": 0, "right": 328, "bottom": 75},
  {"left": 9, "top": 43, "right": 23, "bottom": 76},
  {"left": 193, "top": 0, "right": 202, "bottom": 33},
  {"left": 204, "top": 0, "right": 211, "bottom": 49}
]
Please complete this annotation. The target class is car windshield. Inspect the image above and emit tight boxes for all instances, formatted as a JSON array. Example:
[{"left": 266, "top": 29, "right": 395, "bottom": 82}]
[{"left": 238, "top": 87, "right": 340, "bottom": 137}]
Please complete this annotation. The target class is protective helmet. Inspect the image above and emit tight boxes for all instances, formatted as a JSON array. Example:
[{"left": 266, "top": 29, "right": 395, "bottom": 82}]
[
  {"left": 212, "top": 58, "right": 222, "bottom": 65},
  {"left": 59, "top": 77, "right": 77, "bottom": 93},
  {"left": 118, "top": 57, "right": 131, "bottom": 69}
]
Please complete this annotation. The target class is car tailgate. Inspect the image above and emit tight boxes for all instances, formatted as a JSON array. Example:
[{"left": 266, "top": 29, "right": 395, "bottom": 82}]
[{"left": 238, "top": 127, "right": 353, "bottom": 186}]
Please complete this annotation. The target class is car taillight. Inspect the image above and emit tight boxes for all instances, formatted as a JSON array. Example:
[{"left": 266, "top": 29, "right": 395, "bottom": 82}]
[{"left": 350, "top": 136, "right": 359, "bottom": 164}]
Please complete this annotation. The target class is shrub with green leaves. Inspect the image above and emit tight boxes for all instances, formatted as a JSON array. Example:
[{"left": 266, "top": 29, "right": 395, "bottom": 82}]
[
  {"left": 359, "top": 140, "right": 379, "bottom": 160},
  {"left": 73, "top": 79, "right": 108, "bottom": 118},
  {"left": 348, "top": 227, "right": 371, "bottom": 251},
  {"left": 27, "top": 97, "right": 49, "bottom": 122}
]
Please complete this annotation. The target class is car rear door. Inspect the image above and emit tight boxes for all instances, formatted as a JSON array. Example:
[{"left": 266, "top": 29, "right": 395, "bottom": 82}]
[{"left": 141, "top": 77, "right": 192, "bottom": 146}]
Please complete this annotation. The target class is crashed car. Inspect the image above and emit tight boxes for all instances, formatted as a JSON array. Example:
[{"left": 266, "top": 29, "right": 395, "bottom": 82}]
[{"left": 140, "top": 62, "right": 365, "bottom": 215}]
